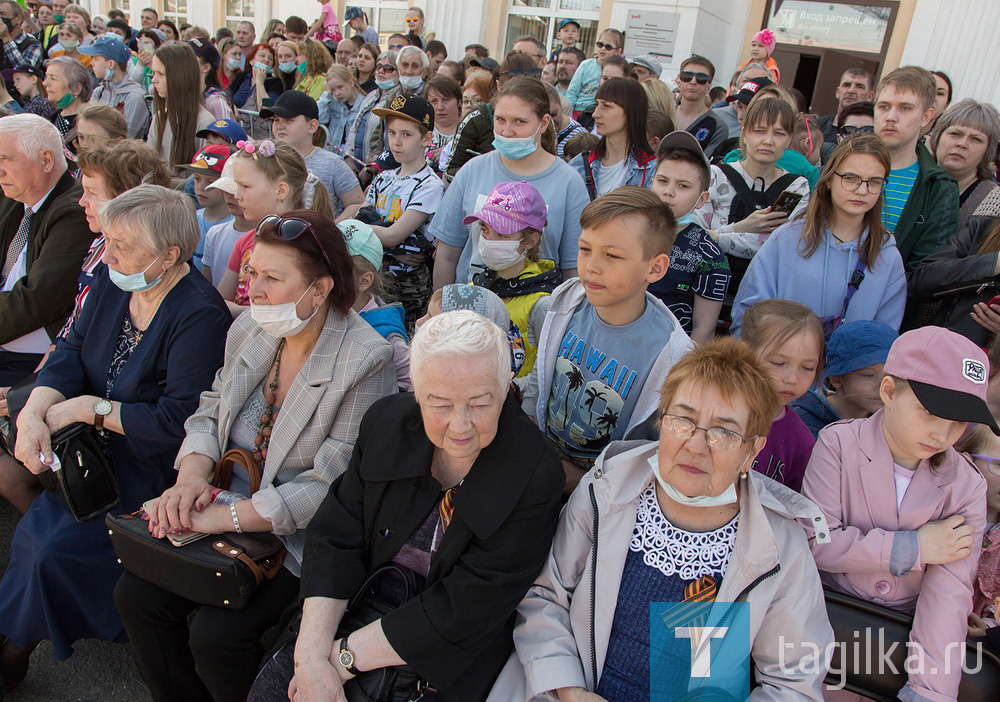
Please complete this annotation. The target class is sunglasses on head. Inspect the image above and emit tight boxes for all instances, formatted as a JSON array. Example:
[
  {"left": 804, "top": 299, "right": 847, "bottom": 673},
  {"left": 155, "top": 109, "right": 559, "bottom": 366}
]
[
  {"left": 376, "top": 63, "right": 397, "bottom": 72},
  {"left": 595, "top": 40, "right": 618, "bottom": 51},
  {"left": 258, "top": 215, "right": 333, "bottom": 271},
  {"left": 679, "top": 71, "right": 711, "bottom": 85}
]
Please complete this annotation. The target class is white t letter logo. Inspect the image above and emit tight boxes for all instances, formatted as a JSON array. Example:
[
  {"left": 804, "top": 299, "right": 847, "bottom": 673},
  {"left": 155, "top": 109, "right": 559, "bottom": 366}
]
[{"left": 675, "top": 627, "right": 728, "bottom": 677}]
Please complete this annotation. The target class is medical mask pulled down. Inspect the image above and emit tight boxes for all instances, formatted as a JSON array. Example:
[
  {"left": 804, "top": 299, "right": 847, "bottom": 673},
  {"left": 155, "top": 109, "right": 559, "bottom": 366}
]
[
  {"left": 478, "top": 233, "right": 526, "bottom": 271},
  {"left": 250, "top": 285, "right": 318, "bottom": 338},
  {"left": 493, "top": 130, "right": 538, "bottom": 160},
  {"left": 375, "top": 78, "right": 396, "bottom": 91},
  {"left": 226, "top": 57, "right": 243, "bottom": 71},
  {"left": 648, "top": 454, "right": 740, "bottom": 508},
  {"left": 109, "top": 256, "right": 164, "bottom": 293}
]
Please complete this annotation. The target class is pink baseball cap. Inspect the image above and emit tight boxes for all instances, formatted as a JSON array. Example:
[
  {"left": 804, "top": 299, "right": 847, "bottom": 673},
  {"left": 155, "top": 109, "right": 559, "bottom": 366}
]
[
  {"left": 462, "top": 181, "right": 548, "bottom": 235},
  {"left": 883, "top": 326, "right": 999, "bottom": 434}
]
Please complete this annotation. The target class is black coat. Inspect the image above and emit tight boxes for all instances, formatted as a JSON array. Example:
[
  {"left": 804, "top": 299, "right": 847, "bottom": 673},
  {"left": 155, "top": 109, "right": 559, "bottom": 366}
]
[
  {"left": 300, "top": 391, "right": 564, "bottom": 701},
  {"left": 906, "top": 214, "right": 1000, "bottom": 344}
]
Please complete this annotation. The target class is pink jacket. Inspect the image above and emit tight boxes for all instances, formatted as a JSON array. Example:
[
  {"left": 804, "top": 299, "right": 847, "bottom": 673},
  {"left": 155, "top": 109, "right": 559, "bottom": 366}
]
[{"left": 801, "top": 411, "right": 987, "bottom": 702}]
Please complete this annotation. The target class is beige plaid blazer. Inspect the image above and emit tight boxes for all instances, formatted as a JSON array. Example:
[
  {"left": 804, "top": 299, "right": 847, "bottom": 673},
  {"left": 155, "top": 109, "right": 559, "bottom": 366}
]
[{"left": 176, "top": 308, "right": 396, "bottom": 552}]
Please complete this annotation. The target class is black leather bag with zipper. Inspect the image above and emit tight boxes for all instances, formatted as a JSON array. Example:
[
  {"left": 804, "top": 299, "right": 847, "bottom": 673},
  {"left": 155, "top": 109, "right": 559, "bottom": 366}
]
[
  {"left": 105, "top": 447, "right": 286, "bottom": 610},
  {"left": 39, "top": 422, "right": 119, "bottom": 522},
  {"left": 267, "top": 564, "right": 428, "bottom": 702}
]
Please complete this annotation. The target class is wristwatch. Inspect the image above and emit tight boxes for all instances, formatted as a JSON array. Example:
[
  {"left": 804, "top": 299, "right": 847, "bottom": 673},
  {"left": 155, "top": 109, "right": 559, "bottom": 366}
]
[
  {"left": 338, "top": 634, "right": 360, "bottom": 676},
  {"left": 93, "top": 398, "right": 113, "bottom": 435}
]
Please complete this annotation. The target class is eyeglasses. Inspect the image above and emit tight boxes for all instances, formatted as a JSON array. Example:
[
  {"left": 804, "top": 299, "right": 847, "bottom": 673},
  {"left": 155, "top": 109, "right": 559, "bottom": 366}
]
[
  {"left": 679, "top": 71, "right": 711, "bottom": 85},
  {"left": 388, "top": 43, "right": 405, "bottom": 51},
  {"left": 461, "top": 97, "right": 483, "bottom": 108},
  {"left": 834, "top": 171, "right": 886, "bottom": 194},
  {"left": 257, "top": 215, "right": 333, "bottom": 271},
  {"left": 595, "top": 41, "right": 618, "bottom": 51},
  {"left": 502, "top": 68, "right": 542, "bottom": 78},
  {"left": 513, "top": 49, "right": 545, "bottom": 60},
  {"left": 376, "top": 63, "right": 397, "bottom": 72},
  {"left": 660, "top": 414, "right": 752, "bottom": 453},
  {"left": 405, "top": 16, "right": 420, "bottom": 22},
  {"left": 971, "top": 454, "right": 1000, "bottom": 477},
  {"left": 838, "top": 124, "right": 875, "bottom": 137}
]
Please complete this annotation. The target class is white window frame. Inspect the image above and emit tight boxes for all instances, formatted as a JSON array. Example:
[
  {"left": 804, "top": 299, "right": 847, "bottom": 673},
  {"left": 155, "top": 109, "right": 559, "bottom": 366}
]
[
  {"left": 223, "top": 0, "right": 256, "bottom": 31},
  {"left": 505, "top": 0, "right": 601, "bottom": 56},
  {"left": 161, "top": 0, "right": 189, "bottom": 26},
  {"left": 352, "top": 1, "right": 410, "bottom": 47}
]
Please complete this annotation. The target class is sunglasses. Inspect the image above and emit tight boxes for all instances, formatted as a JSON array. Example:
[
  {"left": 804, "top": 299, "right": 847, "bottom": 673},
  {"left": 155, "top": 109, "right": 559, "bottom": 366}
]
[
  {"left": 679, "top": 71, "right": 711, "bottom": 85},
  {"left": 257, "top": 215, "right": 333, "bottom": 271},
  {"left": 405, "top": 16, "right": 420, "bottom": 22},
  {"left": 838, "top": 124, "right": 875, "bottom": 136},
  {"left": 503, "top": 68, "right": 542, "bottom": 78},
  {"left": 376, "top": 63, "right": 397, "bottom": 72},
  {"left": 971, "top": 454, "right": 1000, "bottom": 477},
  {"left": 595, "top": 41, "right": 618, "bottom": 51}
]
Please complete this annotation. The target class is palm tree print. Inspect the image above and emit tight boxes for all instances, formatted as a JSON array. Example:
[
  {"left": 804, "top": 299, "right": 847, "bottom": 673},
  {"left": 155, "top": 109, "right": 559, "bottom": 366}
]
[
  {"left": 562, "top": 366, "right": 585, "bottom": 420},
  {"left": 583, "top": 386, "right": 606, "bottom": 421},
  {"left": 595, "top": 406, "right": 620, "bottom": 435}
]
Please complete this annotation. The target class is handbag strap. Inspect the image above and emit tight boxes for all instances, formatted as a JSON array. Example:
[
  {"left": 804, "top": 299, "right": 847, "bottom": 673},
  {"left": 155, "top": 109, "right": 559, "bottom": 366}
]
[
  {"left": 211, "top": 447, "right": 263, "bottom": 492},
  {"left": 347, "top": 563, "right": 417, "bottom": 611},
  {"left": 582, "top": 151, "right": 598, "bottom": 201},
  {"left": 211, "top": 539, "right": 283, "bottom": 586}
]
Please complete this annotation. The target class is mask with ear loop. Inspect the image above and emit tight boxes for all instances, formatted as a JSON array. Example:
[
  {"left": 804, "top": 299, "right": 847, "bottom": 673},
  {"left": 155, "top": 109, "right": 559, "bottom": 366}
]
[{"left": 647, "top": 454, "right": 749, "bottom": 508}]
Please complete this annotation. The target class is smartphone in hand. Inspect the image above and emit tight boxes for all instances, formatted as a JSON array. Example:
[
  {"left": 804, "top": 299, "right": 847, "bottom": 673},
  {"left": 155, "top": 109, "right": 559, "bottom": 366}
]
[{"left": 771, "top": 190, "right": 803, "bottom": 215}]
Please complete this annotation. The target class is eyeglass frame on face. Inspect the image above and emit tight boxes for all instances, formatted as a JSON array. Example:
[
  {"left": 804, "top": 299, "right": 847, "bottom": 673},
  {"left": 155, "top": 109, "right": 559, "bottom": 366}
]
[
  {"left": 833, "top": 171, "right": 886, "bottom": 194},
  {"left": 594, "top": 40, "right": 618, "bottom": 51},
  {"left": 971, "top": 454, "right": 1000, "bottom": 477},
  {"left": 513, "top": 48, "right": 545, "bottom": 61},
  {"left": 659, "top": 414, "right": 754, "bottom": 453},
  {"left": 375, "top": 63, "right": 397, "bottom": 73},
  {"left": 678, "top": 71, "right": 711, "bottom": 85},
  {"left": 257, "top": 215, "right": 334, "bottom": 271},
  {"left": 461, "top": 96, "right": 483, "bottom": 108},
  {"left": 838, "top": 124, "right": 875, "bottom": 137}
]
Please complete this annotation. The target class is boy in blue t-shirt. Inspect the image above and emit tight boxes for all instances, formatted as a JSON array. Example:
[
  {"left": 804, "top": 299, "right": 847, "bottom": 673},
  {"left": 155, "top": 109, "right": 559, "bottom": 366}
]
[
  {"left": 523, "top": 186, "right": 694, "bottom": 491},
  {"left": 649, "top": 131, "right": 731, "bottom": 345}
]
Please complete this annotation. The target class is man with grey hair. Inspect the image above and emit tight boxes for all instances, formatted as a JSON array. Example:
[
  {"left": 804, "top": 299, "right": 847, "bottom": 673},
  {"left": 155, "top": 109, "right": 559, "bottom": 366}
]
[
  {"left": 397, "top": 44, "right": 429, "bottom": 94},
  {"left": 0, "top": 114, "right": 90, "bottom": 383},
  {"left": 513, "top": 34, "right": 547, "bottom": 69}
]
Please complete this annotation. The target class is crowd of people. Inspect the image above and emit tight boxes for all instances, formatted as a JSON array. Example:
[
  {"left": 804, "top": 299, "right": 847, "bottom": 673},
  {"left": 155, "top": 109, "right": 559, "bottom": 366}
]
[{"left": 0, "top": 3, "right": 997, "bottom": 702}]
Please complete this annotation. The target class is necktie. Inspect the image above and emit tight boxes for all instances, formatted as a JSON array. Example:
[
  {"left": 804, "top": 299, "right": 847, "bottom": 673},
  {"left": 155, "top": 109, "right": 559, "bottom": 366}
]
[{"left": 2, "top": 208, "right": 32, "bottom": 284}]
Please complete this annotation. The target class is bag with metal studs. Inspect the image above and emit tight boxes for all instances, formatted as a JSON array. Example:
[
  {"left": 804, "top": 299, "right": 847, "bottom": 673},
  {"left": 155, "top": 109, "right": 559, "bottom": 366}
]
[{"left": 105, "top": 448, "right": 286, "bottom": 610}]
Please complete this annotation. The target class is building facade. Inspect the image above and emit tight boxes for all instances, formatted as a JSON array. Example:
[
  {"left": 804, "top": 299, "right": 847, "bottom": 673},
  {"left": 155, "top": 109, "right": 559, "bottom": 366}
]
[{"left": 84, "top": 0, "right": 1000, "bottom": 109}]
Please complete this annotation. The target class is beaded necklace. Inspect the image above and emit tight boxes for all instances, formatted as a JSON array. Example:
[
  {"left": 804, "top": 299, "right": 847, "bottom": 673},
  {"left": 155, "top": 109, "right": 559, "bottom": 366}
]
[{"left": 253, "top": 339, "right": 285, "bottom": 463}]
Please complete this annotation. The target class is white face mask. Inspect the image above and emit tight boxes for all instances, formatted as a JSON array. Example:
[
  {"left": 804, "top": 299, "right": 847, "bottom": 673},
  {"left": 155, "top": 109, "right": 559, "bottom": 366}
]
[
  {"left": 648, "top": 454, "right": 740, "bottom": 508},
  {"left": 399, "top": 74, "right": 423, "bottom": 90},
  {"left": 250, "top": 284, "right": 317, "bottom": 338},
  {"left": 478, "top": 232, "right": 526, "bottom": 271}
]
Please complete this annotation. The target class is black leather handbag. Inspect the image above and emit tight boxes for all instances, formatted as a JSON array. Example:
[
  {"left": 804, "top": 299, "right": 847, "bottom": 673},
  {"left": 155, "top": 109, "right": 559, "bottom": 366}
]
[
  {"left": 267, "top": 564, "right": 428, "bottom": 702},
  {"left": 106, "top": 448, "right": 286, "bottom": 610},
  {"left": 824, "top": 589, "right": 1000, "bottom": 701},
  {"left": 40, "top": 422, "right": 119, "bottom": 522}
]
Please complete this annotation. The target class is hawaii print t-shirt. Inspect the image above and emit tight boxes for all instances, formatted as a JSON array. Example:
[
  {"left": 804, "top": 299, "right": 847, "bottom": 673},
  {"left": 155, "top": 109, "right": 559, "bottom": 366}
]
[{"left": 546, "top": 302, "right": 672, "bottom": 461}]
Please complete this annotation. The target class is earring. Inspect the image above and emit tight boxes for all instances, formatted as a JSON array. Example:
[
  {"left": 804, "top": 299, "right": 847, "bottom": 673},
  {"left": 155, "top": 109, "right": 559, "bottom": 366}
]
[{"left": 740, "top": 470, "right": 749, "bottom": 479}]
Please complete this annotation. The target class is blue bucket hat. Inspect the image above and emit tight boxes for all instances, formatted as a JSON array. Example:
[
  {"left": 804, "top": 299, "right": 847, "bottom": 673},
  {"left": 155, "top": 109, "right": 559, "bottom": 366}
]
[{"left": 826, "top": 320, "right": 898, "bottom": 377}]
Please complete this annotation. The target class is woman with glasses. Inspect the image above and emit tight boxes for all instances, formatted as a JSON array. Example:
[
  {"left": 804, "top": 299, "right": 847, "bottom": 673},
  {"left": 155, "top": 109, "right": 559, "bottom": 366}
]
[
  {"left": 343, "top": 49, "right": 400, "bottom": 168},
  {"left": 114, "top": 209, "right": 397, "bottom": 702},
  {"left": 732, "top": 133, "right": 906, "bottom": 336},
  {"left": 488, "top": 337, "right": 833, "bottom": 702}
]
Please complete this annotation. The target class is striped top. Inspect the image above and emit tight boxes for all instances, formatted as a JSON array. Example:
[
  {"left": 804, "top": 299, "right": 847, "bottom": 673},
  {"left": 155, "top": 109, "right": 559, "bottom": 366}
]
[{"left": 882, "top": 161, "right": 920, "bottom": 233}]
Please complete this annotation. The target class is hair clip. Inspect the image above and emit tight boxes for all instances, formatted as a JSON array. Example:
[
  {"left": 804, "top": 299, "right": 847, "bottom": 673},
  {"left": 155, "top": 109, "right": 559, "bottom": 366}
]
[{"left": 258, "top": 140, "right": 276, "bottom": 157}]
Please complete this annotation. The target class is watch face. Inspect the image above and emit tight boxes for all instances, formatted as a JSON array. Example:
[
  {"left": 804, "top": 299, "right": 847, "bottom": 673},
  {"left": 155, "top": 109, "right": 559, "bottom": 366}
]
[
  {"left": 95, "top": 399, "right": 112, "bottom": 415},
  {"left": 339, "top": 649, "right": 354, "bottom": 668}
]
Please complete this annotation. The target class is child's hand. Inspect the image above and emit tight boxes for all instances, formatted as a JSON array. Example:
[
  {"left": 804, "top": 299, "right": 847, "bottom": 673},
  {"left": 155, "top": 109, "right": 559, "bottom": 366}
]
[{"left": 917, "top": 515, "right": 975, "bottom": 564}]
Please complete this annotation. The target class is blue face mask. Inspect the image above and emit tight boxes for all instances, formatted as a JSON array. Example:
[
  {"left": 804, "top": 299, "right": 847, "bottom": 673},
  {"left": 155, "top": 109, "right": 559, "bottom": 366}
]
[
  {"left": 225, "top": 57, "right": 243, "bottom": 71},
  {"left": 278, "top": 61, "right": 297, "bottom": 74},
  {"left": 102, "top": 65, "right": 114, "bottom": 81},
  {"left": 253, "top": 61, "right": 272, "bottom": 74},
  {"left": 493, "top": 130, "right": 539, "bottom": 161},
  {"left": 675, "top": 212, "right": 695, "bottom": 226},
  {"left": 108, "top": 255, "right": 163, "bottom": 293},
  {"left": 375, "top": 78, "right": 396, "bottom": 91}
]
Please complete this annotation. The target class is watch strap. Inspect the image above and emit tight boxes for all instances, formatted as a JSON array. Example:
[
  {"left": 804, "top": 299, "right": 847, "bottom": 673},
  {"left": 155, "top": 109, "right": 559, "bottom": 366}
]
[{"left": 339, "top": 634, "right": 360, "bottom": 675}]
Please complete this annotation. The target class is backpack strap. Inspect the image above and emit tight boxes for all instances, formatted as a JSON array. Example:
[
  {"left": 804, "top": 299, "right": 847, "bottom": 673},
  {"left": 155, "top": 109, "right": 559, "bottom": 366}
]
[
  {"left": 582, "top": 151, "right": 597, "bottom": 201},
  {"left": 764, "top": 173, "right": 800, "bottom": 198},
  {"left": 718, "top": 163, "right": 752, "bottom": 194},
  {"left": 842, "top": 254, "right": 868, "bottom": 309}
]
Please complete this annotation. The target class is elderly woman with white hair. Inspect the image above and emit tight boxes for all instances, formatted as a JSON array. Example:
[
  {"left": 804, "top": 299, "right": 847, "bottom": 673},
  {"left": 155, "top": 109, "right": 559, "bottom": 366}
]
[
  {"left": 0, "top": 185, "right": 232, "bottom": 695},
  {"left": 248, "top": 310, "right": 564, "bottom": 702},
  {"left": 931, "top": 98, "right": 1000, "bottom": 228}
]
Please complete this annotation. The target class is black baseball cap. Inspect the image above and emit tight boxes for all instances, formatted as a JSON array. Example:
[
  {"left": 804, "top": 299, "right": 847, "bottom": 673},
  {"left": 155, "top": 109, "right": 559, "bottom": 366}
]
[
  {"left": 469, "top": 56, "right": 499, "bottom": 72},
  {"left": 2, "top": 64, "right": 44, "bottom": 82},
  {"left": 259, "top": 90, "right": 320, "bottom": 121},
  {"left": 188, "top": 38, "right": 220, "bottom": 70},
  {"left": 373, "top": 93, "right": 434, "bottom": 132},
  {"left": 726, "top": 77, "right": 774, "bottom": 105}
]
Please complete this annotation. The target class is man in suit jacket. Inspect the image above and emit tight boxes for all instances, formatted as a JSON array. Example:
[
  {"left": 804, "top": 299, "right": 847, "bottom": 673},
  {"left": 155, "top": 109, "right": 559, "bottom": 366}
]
[{"left": 0, "top": 113, "right": 90, "bottom": 384}]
